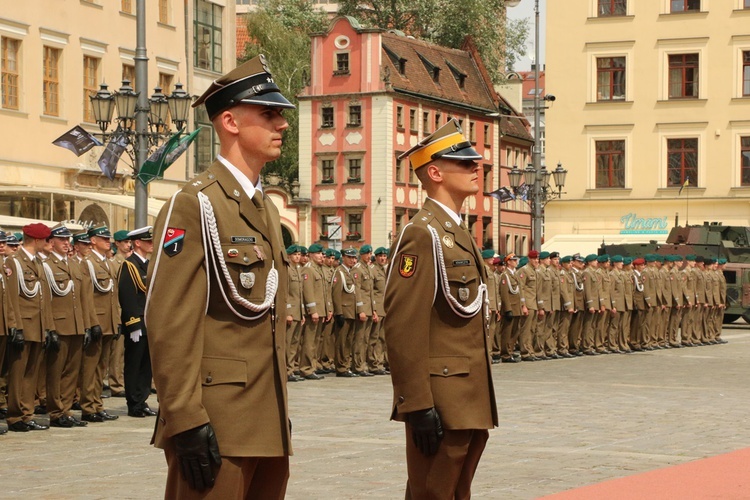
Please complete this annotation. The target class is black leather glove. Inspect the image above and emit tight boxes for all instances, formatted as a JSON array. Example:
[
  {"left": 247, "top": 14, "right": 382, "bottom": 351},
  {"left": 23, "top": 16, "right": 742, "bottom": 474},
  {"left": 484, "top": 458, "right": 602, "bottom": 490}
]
[
  {"left": 334, "top": 314, "right": 345, "bottom": 328},
  {"left": 173, "top": 423, "right": 222, "bottom": 491},
  {"left": 408, "top": 408, "right": 444, "bottom": 456},
  {"left": 83, "top": 328, "right": 92, "bottom": 349},
  {"left": 113, "top": 324, "right": 123, "bottom": 341},
  {"left": 44, "top": 330, "right": 61, "bottom": 352},
  {"left": 504, "top": 310, "right": 513, "bottom": 321},
  {"left": 9, "top": 328, "right": 24, "bottom": 352},
  {"left": 90, "top": 324, "right": 103, "bottom": 342}
]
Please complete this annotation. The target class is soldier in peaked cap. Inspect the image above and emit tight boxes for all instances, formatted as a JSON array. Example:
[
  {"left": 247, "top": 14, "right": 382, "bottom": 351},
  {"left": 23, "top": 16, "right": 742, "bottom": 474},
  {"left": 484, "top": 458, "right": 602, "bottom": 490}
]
[
  {"left": 385, "top": 119, "right": 497, "bottom": 498},
  {"left": 117, "top": 226, "right": 156, "bottom": 418},
  {"left": 80, "top": 225, "right": 120, "bottom": 423},
  {"left": 43, "top": 223, "right": 92, "bottom": 428},
  {"left": 146, "top": 54, "right": 293, "bottom": 496},
  {"left": 0, "top": 227, "right": 19, "bottom": 430},
  {"left": 5, "top": 223, "right": 54, "bottom": 432}
]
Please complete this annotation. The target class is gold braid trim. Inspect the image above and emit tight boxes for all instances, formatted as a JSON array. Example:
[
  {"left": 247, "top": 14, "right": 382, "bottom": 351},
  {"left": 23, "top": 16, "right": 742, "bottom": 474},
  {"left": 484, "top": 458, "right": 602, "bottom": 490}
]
[{"left": 124, "top": 260, "right": 147, "bottom": 293}]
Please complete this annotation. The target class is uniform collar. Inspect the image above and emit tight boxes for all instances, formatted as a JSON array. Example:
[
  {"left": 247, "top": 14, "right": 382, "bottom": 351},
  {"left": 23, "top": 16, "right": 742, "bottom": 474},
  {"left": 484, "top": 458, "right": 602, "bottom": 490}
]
[
  {"left": 427, "top": 197, "right": 462, "bottom": 227},
  {"left": 218, "top": 154, "right": 263, "bottom": 200}
]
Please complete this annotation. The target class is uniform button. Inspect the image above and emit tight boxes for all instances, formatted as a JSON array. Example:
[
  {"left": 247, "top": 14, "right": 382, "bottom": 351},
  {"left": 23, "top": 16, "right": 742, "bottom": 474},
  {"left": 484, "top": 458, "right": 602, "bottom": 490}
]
[
  {"left": 398, "top": 396, "right": 405, "bottom": 403},
  {"left": 205, "top": 376, "right": 213, "bottom": 384},
  {"left": 442, "top": 367, "right": 449, "bottom": 375}
]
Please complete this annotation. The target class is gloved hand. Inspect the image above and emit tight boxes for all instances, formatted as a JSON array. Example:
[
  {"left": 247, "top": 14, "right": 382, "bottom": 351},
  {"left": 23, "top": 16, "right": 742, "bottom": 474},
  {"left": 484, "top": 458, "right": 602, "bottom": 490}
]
[
  {"left": 173, "top": 423, "right": 222, "bottom": 491},
  {"left": 90, "top": 324, "right": 103, "bottom": 342},
  {"left": 504, "top": 310, "right": 513, "bottom": 321},
  {"left": 113, "top": 324, "right": 123, "bottom": 340},
  {"left": 334, "top": 314, "right": 345, "bottom": 328},
  {"left": 130, "top": 329, "right": 142, "bottom": 343},
  {"left": 44, "top": 330, "right": 61, "bottom": 352},
  {"left": 9, "top": 328, "right": 24, "bottom": 352},
  {"left": 407, "top": 407, "right": 444, "bottom": 456},
  {"left": 83, "top": 328, "right": 92, "bottom": 349}
]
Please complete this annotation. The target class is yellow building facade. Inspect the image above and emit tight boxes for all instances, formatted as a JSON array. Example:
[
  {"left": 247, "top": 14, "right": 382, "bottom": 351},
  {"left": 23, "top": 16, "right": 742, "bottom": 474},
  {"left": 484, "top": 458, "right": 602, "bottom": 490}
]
[
  {"left": 544, "top": 0, "right": 750, "bottom": 254},
  {"left": 0, "top": 0, "right": 236, "bottom": 230}
]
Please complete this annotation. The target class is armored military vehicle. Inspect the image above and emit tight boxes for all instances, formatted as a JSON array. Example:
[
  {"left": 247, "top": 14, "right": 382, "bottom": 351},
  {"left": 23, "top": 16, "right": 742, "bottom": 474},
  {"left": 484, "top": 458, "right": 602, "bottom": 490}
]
[{"left": 599, "top": 222, "right": 750, "bottom": 323}]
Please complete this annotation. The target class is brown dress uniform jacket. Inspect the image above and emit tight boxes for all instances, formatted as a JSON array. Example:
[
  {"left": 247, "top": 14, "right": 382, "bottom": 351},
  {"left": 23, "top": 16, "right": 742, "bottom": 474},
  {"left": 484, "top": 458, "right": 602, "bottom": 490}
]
[
  {"left": 84, "top": 251, "right": 120, "bottom": 335},
  {"left": 560, "top": 269, "right": 575, "bottom": 311},
  {"left": 517, "top": 264, "right": 538, "bottom": 311},
  {"left": 145, "top": 161, "right": 291, "bottom": 457},
  {"left": 633, "top": 269, "right": 649, "bottom": 310},
  {"left": 499, "top": 269, "right": 522, "bottom": 316},
  {"left": 372, "top": 263, "right": 386, "bottom": 318},
  {"left": 353, "top": 261, "right": 374, "bottom": 316},
  {"left": 301, "top": 262, "right": 326, "bottom": 316},
  {"left": 583, "top": 266, "right": 600, "bottom": 310},
  {"left": 43, "top": 254, "right": 90, "bottom": 335},
  {"left": 609, "top": 269, "right": 626, "bottom": 311},
  {"left": 384, "top": 199, "right": 497, "bottom": 430},
  {"left": 332, "top": 264, "right": 358, "bottom": 319},
  {"left": 8, "top": 250, "right": 54, "bottom": 341},
  {"left": 287, "top": 265, "right": 303, "bottom": 321},
  {"left": 670, "top": 266, "right": 684, "bottom": 307}
]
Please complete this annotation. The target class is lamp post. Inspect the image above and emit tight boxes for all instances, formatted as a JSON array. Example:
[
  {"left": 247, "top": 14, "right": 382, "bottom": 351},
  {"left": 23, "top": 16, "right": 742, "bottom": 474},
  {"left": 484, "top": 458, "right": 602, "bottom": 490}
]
[
  {"left": 88, "top": 0, "right": 192, "bottom": 228},
  {"left": 506, "top": 0, "right": 565, "bottom": 251}
]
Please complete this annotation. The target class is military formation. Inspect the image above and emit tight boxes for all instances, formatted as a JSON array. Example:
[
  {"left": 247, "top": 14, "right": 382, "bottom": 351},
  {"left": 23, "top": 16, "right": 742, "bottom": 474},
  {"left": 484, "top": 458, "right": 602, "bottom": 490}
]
[
  {"left": 0, "top": 222, "right": 156, "bottom": 435},
  {"left": 486, "top": 250, "right": 729, "bottom": 363},
  {"left": 284, "top": 243, "right": 390, "bottom": 381}
]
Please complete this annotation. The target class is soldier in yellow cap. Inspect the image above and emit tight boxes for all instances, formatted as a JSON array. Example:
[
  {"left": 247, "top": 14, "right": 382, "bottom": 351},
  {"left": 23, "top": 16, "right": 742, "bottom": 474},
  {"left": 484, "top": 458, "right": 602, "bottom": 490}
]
[
  {"left": 146, "top": 54, "right": 293, "bottom": 497},
  {"left": 385, "top": 119, "right": 497, "bottom": 498}
]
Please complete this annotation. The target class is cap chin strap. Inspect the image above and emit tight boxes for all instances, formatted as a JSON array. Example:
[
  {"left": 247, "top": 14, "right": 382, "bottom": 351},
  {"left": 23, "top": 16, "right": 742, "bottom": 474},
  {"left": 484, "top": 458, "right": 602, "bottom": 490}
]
[{"left": 198, "top": 192, "right": 277, "bottom": 320}]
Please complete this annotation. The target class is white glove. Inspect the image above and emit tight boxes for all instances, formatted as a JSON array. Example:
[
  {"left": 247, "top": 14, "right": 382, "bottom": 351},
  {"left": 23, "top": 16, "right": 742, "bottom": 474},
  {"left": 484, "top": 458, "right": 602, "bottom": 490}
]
[{"left": 130, "top": 329, "right": 142, "bottom": 343}]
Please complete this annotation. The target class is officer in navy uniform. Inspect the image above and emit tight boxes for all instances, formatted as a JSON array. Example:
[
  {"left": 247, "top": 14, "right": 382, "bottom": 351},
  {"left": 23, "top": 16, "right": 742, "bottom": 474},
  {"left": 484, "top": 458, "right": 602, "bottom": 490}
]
[
  {"left": 117, "top": 226, "right": 156, "bottom": 418},
  {"left": 385, "top": 119, "right": 497, "bottom": 498}
]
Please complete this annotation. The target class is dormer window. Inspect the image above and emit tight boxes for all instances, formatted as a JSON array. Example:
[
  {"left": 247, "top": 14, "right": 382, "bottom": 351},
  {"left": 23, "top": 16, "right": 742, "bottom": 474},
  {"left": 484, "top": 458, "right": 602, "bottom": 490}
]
[
  {"left": 417, "top": 52, "right": 440, "bottom": 85},
  {"left": 446, "top": 60, "right": 467, "bottom": 89},
  {"left": 384, "top": 44, "right": 407, "bottom": 76},
  {"left": 432, "top": 67, "right": 440, "bottom": 83}
]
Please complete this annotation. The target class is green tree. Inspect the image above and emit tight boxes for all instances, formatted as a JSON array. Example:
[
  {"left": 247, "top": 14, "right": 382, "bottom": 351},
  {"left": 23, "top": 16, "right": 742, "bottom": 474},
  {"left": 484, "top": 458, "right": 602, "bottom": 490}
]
[
  {"left": 337, "top": 0, "right": 529, "bottom": 82},
  {"left": 241, "top": 0, "right": 328, "bottom": 183}
]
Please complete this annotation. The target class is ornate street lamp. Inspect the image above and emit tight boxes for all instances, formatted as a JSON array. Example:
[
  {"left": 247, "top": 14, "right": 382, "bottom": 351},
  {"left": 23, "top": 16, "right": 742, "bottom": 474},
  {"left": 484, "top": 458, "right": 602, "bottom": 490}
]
[
  {"left": 114, "top": 80, "right": 138, "bottom": 125},
  {"left": 508, "top": 165, "right": 523, "bottom": 189},
  {"left": 148, "top": 86, "right": 170, "bottom": 132},
  {"left": 90, "top": 83, "right": 115, "bottom": 134},
  {"left": 168, "top": 83, "right": 192, "bottom": 131},
  {"left": 552, "top": 162, "right": 568, "bottom": 195}
]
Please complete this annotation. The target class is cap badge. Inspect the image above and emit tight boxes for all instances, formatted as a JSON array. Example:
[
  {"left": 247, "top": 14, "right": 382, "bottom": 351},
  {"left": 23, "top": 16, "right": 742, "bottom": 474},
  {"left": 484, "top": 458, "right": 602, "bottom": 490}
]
[
  {"left": 442, "top": 235, "right": 454, "bottom": 249},
  {"left": 239, "top": 272, "right": 255, "bottom": 289}
]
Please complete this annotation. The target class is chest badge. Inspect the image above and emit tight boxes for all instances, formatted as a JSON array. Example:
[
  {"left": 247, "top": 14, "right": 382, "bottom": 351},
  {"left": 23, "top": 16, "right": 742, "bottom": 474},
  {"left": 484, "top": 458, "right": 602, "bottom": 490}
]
[
  {"left": 458, "top": 288, "right": 470, "bottom": 302},
  {"left": 240, "top": 272, "right": 255, "bottom": 289},
  {"left": 442, "top": 235, "right": 454, "bottom": 248},
  {"left": 227, "top": 249, "right": 239, "bottom": 258}
]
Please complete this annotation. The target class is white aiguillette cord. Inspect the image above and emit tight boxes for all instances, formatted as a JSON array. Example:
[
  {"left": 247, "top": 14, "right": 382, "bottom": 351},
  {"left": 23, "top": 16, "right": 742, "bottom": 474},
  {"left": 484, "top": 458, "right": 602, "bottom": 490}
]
[
  {"left": 198, "top": 191, "right": 277, "bottom": 320},
  {"left": 86, "top": 259, "right": 113, "bottom": 293},
  {"left": 42, "top": 261, "right": 73, "bottom": 296},
  {"left": 14, "top": 258, "right": 41, "bottom": 298}
]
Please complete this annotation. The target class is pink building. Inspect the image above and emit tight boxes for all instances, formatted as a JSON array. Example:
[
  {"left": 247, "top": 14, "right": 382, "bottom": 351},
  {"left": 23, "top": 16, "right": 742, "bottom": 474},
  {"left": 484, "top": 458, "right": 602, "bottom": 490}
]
[{"left": 297, "top": 16, "right": 532, "bottom": 254}]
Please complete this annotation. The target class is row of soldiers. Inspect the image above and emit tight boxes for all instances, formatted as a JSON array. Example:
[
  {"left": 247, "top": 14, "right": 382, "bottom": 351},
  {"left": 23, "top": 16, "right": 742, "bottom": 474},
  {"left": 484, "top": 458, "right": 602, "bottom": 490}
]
[
  {"left": 484, "top": 250, "right": 729, "bottom": 363},
  {"left": 285, "top": 244, "right": 389, "bottom": 381},
  {"left": 0, "top": 223, "right": 155, "bottom": 434}
]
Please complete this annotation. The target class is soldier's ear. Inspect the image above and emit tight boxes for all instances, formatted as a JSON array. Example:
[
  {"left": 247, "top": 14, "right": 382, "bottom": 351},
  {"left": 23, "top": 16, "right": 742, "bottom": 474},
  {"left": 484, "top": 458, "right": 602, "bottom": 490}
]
[{"left": 424, "top": 164, "right": 443, "bottom": 184}]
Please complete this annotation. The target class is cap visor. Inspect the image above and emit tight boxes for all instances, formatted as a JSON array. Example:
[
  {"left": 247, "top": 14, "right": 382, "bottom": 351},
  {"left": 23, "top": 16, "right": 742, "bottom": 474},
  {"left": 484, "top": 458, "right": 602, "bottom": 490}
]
[
  {"left": 239, "top": 91, "right": 296, "bottom": 109},
  {"left": 441, "top": 146, "right": 482, "bottom": 162}
]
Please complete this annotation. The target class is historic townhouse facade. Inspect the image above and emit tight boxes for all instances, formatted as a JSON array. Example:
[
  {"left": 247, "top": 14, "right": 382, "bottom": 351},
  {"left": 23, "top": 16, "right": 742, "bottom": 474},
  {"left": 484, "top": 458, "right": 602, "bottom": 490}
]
[
  {"left": 297, "top": 16, "right": 532, "bottom": 253},
  {"left": 545, "top": 0, "right": 750, "bottom": 252}
]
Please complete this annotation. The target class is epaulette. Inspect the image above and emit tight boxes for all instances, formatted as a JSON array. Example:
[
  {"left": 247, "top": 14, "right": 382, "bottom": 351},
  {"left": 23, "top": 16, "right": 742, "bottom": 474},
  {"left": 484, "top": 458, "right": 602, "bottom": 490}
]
[
  {"left": 181, "top": 168, "right": 219, "bottom": 195},
  {"left": 123, "top": 259, "right": 147, "bottom": 293}
]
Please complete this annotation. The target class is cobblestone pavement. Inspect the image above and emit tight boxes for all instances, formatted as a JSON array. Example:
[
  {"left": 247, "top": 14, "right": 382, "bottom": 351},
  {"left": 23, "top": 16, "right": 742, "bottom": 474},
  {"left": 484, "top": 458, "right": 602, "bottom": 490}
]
[{"left": 2, "top": 325, "right": 749, "bottom": 499}]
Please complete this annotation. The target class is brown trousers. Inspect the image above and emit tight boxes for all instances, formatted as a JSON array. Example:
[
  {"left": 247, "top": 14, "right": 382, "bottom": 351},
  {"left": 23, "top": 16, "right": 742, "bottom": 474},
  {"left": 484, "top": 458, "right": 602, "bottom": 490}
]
[
  {"left": 80, "top": 335, "right": 113, "bottom": 415},
  {"left": 317, "top": 319, "right": 335, "bottom": 371},
  {"left": 557, "top": 310, "right": 573, "bottom": 353},
  {"left": 285, "top": 319, "right": 303, "bottom": 376},
  {"left": 517, "top": 312, "right": 536, "bottom": 357},
  {"left": 47, "top": 335, "right": 84, "bottom": 419},
  {"left": 334, "top": 318, "right": 356, "bottom": 374},
  {"left": 106, "top": 334, "right": 125, "bottom": 393},
  {"left": 299, "top": 317, "right": 322, "bottom": 377},
  {"left": 164, "top": 447, "right": 289, "bottom": 500},
  {"left": 352, "top": 317, "right": 372, "bottom": 373},
  {"left": 6, "top": 341, "right": 44, "bottom": 425},
  {"left": 500, "top": 316, "right": 520, "bottom": 360},
  {"left": 367, "top": 317, "right": 387, "bottom": 372},
  {"left": 404, "top": 425, "right": 489, "bottom": 500}
]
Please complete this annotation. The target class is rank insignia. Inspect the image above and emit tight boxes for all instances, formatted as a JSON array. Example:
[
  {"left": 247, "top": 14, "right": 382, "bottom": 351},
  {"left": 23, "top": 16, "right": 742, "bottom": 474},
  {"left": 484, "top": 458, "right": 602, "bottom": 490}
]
[
  {"left": 445, "top": 221, "right": 452, "bottom": 228},
  {"left": 399, "top": 254, "right": 418, "bottom": 278},
  {"left": 228, "top": 249, "right": 239, "bottom": 258},
  {"left": 164, "top": 228, "right": 185, "bottom": 257},
  {"left": 442, "top": 235, "right": 454, "bottom": 248}
]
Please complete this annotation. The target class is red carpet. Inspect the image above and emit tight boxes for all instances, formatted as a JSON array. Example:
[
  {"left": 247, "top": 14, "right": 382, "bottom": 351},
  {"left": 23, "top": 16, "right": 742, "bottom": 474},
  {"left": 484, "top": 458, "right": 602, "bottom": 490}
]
[{"left": 543, "top": 447, "right": 750, "bottom": 499}]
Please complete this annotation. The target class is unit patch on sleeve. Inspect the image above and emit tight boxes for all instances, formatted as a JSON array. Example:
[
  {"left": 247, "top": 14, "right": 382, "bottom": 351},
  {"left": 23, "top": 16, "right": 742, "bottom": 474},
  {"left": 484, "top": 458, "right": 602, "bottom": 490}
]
[
  {"left": 399, "top": 254, "right": 418, "bottom": 278},
  {"left": 163, "top": 227, "right": 186, "bottom": 257}
]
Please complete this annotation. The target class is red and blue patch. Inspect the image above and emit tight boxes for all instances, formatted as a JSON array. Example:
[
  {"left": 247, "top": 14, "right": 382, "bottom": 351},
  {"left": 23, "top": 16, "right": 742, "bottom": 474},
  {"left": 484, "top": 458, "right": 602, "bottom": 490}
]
[{"left": 163, "top": 227, "right": 185, "bottom": 257}]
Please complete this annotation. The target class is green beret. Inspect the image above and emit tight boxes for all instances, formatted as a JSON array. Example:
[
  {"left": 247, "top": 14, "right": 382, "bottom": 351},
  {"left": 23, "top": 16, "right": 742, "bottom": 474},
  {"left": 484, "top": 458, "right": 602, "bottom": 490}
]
[
  {"left": 718, "top": 258, "right": 727, "bottom": 265},
  {"left": 324, "top": 248, "right": 336, "bottom": 257},
  {"left": 298, "top": 246, "right": 308, "bottom": 255},
  {"left": 308, "top": 243, "right": 324, "bottom": 253},
  {"left": 611, "top": 255, "right": 623, "bottom": 263},
  {"left": 560, "top": 256, "right": 571, "bottom": 263},
  {"left": 518, "top": 256, "right": 529, "bottom": 267},
  {"left": 597, "top": 254, "right": 609, "bottom": 263},
  {"left": 623, "top": 257, "right": 633, "bottom": 265},
  {"left": 113, "top": 230, "right": 130, "bottom": 242},
  {"left": 539, "top": 251, "right": 550, "bottom": 259},
  {"left": 374, "top": 247, "right": 387, "bottom": 255},
  {"left": 13, "top": 232, "right": 23, "bottom": 242},
  {"left": 685, "top": 254, "right": 696, "bottom": 262},
  {"left": 645, "top": 254, "right": 656, "bottom": 262},
  {"left": 333, "top": 250, "right": 342, "bottom": 259},
  {"left": 585, "top": 254, "right": 598, "bottom": 262},
  {"left": 286, "top": 245, "right": 299, "bottom": 255},
  {"left": 481, "top": 249, "right": 495, "bottom": 259},
  {"left": 360, "top": 244, "right": 373, "bottom": 254}
]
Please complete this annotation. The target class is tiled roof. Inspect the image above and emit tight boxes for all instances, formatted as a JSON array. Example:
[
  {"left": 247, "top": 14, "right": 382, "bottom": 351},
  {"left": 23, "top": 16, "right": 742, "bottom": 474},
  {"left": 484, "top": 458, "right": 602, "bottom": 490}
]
[
  {"left": 236, "top": 15, "right": 251, "bottom": 60},
  {"left": 518, "top": 70, "right": 546, "bottom": 99},
  {"left": 381, "top": 32, "right": 496, "bottom": 112}
]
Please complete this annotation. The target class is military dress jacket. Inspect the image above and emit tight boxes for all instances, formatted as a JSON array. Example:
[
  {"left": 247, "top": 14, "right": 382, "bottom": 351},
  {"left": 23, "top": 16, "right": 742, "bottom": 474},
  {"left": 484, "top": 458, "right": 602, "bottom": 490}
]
[
  {"left": 682, "top": 267, "right": 696, "bottom": 306},
  {"left": 44, "top": 254, "right": 88, "bottom": 336},
  {"left": 0, "top": 259, "right": 19, "bottom": 337},
  {"left": 660, "top": 266, "right": 673, "bottom": 307},
  {"left": 609, "top": 269, "right": 625, "bottom": 311},
  {"left": 287, "top": 265, "right": 303, "bottom": 321},
  {"left": 118, "top": 253, "right": 149, "bottom": 334},
  {"left": 582, "top": 266, "right": 600, "bottom": 310},
  {"left": 572, "top": 268, "right": 585, "bottom": 310},
  {"left": 559, "top": 268, "right": 575, "bottom": 311},
  {"left": 485, "top": 265, "right": 499, "bottom": 312},
  {"left": 372, "top": 263, "right": 387, "bottom": 317},
  {"left": 623, "top": 269, "right": 634, "bottom": 311},
  {"left": 384, "top": 199, "right": 497, "bottom": 431},
  {"left": 694, "top": 267, "right": 707, "bottom": 305},
  {"left": 7, "top": 251, "right": 53, "bottom": 342},
  {"left": 323, "top": 264, "right": 335, "bottom": 315},
  {"left": 332, "top": 264, "right": 358, "bottom": 319},
  {"left": 535, "top": 266, "right": 553, "bottom": 312},
  {"left": 499, "top": 269, "right": 522, "bottom": 316},
  {"left": 84, "top": 251, "right": 120, "bottom": 335},
  {"left": 145, "top": 160, "right": 291, "bottom": 458},
  {"left": 353, "top": 261, "right": 374, "bottom": 316},
  {"left": 632, "top": 270, "right": 650, "bottom": 310},
  {"left": 549, "top": 266, "right": 561, "bottom": 311},
  {"left": 670, "top": 267, "right": 684, "bottom": 307},
  {"left": 517, "top": 264, "right": 538, "bottom": 311},
  {"left": 598, "top": 268, "right": 612, "bottom": 310},
  {"left": 300, "top": 262, "right": 326, "bottom": 317}
]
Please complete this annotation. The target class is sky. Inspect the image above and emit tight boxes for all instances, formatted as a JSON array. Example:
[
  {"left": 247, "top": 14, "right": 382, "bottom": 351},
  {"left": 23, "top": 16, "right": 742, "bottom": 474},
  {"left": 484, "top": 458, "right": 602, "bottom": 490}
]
[{"left": 505, "top": 0, "right": 546, "bottom": 72}]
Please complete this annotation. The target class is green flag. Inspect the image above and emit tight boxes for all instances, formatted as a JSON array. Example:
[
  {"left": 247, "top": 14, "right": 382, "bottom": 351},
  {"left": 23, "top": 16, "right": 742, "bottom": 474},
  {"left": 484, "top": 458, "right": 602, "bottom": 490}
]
[{"left": 136, "top": 128, "right": 200, "bottom": 185}]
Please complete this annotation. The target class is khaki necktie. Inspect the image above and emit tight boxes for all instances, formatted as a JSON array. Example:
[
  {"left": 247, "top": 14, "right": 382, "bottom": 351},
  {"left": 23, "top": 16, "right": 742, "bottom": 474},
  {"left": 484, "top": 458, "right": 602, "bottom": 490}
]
[{"left": 252, "top": 190, "right": 269, "bottom": 226}]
